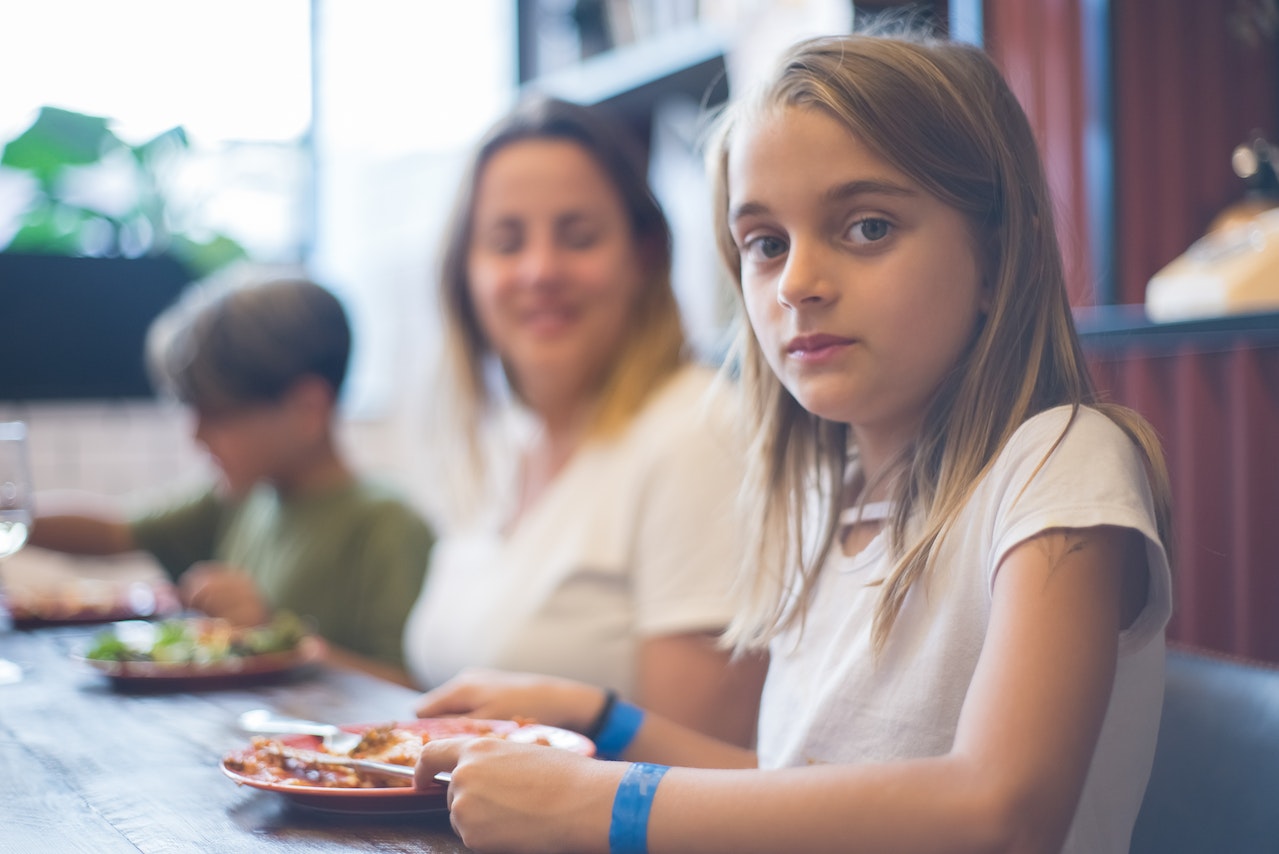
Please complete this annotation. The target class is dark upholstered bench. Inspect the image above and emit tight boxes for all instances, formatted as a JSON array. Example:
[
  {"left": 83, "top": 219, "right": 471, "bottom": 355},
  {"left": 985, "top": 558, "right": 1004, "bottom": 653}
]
[{"left": 1130, "top": 646, "right": 1279, "bottom": 854}]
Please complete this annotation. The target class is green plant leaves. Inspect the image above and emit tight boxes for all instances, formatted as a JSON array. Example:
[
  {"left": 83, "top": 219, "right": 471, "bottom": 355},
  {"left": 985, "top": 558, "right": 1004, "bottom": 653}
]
[
  {"left": 0, "top": 107, "right": 121, "bottom": 188},
  {"left": 1, "top": 106, "right": 247, "bottom": 271}
]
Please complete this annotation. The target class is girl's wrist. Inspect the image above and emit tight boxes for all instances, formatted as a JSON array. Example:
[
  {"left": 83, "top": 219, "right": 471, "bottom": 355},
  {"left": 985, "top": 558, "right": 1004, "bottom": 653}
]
[{"left": 608, "top": 762, "right": 670, "bottom": 854}]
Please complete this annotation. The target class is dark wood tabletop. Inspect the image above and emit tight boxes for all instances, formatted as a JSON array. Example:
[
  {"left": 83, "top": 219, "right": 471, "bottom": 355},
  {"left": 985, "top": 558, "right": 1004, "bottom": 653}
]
[{"left": 0, "top": 621, "right": 472, "bottom": 853}]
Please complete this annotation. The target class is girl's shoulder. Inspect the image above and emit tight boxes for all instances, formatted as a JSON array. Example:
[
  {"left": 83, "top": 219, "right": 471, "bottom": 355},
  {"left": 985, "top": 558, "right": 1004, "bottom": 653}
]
[
  {"left": 1003, "top": 404, "right": 1138, "bottom": 464},
  {"left": 982, "top": 404, "right": 1157, "bottom": 514}
]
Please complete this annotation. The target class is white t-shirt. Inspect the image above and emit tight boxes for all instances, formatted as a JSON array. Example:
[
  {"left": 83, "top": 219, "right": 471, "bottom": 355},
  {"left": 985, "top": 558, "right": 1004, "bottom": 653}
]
[
  {"left": 757, "top": 406, "right": 1172, "bottom": 854},
  {"left": 403, "top": 365, "right": 745, "bottom": 696}
]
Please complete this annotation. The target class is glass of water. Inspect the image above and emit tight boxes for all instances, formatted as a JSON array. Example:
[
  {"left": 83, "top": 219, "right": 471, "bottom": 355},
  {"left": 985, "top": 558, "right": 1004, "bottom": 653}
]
[
  {"left": 0, "top": 422, "right": 33, "bottom": 559},
  {"left": 0, "top": 422, "right": 32, "bottom": 683}
]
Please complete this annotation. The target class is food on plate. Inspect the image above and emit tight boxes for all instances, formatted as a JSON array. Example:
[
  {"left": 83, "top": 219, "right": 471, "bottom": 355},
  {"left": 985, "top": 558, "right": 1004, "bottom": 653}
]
[
  {"left": 83, "top": 611, "right": 309, "bottom": 666},
  {"left": 3, "top": 579, "right": 176, "bottom": 625},
  {"left": 224, "top": 719, "right": 545, "bottom": 789}
]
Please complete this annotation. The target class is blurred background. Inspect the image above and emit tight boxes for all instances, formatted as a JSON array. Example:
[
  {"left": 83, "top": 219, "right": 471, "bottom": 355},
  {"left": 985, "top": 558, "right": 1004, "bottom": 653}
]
[{"left": 2, "top": 0, "right": 1278, "bottom": 663}]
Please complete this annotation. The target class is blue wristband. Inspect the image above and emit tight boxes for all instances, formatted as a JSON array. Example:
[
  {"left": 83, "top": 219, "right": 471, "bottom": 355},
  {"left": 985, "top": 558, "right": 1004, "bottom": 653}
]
[
  {"left": 608, "top": 762, "right": 670, "bottom": 854},
  {"left": 594, "top": 697, "right": 645, "bottom": 759}
]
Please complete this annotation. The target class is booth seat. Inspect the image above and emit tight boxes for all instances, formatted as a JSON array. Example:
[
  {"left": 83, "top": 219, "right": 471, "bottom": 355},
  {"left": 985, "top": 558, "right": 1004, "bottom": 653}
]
[{"left": 1130, "top": 645, "right": 1279, "bottom": 854}]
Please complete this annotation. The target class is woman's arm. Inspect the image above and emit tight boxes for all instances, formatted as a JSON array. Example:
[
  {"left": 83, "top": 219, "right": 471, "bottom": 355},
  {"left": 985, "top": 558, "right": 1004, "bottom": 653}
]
[
  {"left": 414, "top": 668, "right": 758, "bottom": 769},
  {"left": 635, "top": 632, "right": 767, "bottom": 749},
  {"left": 420, "top": 524, "right": 1141, "bottom": 854}
]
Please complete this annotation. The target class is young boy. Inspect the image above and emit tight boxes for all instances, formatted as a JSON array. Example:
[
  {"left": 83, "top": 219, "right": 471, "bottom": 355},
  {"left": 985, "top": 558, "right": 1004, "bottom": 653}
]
[{"left": 29, "top": 276, "right": 433, "bottom": 681}]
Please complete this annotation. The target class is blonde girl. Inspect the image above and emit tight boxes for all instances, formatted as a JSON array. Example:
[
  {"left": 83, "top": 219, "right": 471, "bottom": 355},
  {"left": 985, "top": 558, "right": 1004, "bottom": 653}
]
[{"left": 412, "top": 33, "right": 1173, "bottom": 854}]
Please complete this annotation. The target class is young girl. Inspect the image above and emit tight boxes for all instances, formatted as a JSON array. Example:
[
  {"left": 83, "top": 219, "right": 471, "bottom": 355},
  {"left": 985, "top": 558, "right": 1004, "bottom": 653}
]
[{"left": 411, "top": 33, "right": 1173, "bottom": 854}]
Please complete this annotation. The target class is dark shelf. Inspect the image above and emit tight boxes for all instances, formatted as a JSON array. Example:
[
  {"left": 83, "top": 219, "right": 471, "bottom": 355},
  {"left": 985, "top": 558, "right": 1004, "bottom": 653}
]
[
  {"left": 520, "top": 26, "right": 729, "bottom": 123},
  {"left": 1074, "top": 304, "right": 1279, "bottom": 354}
]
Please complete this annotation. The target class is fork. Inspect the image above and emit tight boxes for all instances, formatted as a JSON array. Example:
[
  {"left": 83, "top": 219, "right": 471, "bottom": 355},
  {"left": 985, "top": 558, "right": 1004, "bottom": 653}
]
[
  {"left": 237, "top": 708, "right": 363, "bottom": 755},
  {"left": 270, "top": 745, "right": 418, "bottom": 780}
]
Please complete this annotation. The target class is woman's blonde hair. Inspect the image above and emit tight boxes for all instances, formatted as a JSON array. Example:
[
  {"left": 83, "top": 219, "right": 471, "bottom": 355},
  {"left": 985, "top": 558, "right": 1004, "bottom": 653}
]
[
  {"left": 432, "top": 95, "right": 686, "bottom": 522},
  {"left": 709, "top": 33, "right": 1172, "bottom": 650}
]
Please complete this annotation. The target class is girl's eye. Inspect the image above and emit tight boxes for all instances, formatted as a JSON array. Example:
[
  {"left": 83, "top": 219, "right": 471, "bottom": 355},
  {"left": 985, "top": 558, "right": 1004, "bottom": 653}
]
[
  {"left": 743, "top": 235, "right": 787, "bottom": 260},
  {"left": 849, "top": 217, "right": 892, "bottom": 245}
]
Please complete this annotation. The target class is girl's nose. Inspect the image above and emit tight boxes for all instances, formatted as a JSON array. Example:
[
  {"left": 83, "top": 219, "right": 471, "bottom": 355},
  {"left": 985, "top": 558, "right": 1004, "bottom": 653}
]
[{"left": 776, "top": 243, "right": 835, "bottom": 309}]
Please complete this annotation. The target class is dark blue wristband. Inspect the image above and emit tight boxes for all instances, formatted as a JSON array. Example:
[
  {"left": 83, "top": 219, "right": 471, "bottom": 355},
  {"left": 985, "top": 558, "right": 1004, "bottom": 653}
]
[
  {"left": 594, "top": 697, "right": 645, "bottom": 759},
  {"left": 608, "top": 762, "right": 670, "bottom": 854}
]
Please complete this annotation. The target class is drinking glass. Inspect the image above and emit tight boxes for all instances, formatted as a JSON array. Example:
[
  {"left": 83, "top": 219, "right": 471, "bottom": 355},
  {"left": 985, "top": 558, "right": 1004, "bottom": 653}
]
[
  {"left": 0, "top": 421, "right": 33, "bottom": 559},
  {"left": 0, "top": 421, "right": 33, "bottom": 684}
]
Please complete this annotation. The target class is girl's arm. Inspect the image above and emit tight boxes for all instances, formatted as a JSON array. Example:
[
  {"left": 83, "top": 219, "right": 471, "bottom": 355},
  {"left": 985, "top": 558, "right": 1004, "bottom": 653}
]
[
  {"left": 643, "top": 524, "right": 1139, "bottom": 854},
  {"left": 420, "top": 523, "right": 1141, "bottom": 854}
]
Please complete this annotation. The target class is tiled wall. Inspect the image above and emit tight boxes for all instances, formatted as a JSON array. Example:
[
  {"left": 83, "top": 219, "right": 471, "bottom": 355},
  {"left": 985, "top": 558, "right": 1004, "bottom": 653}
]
[
  {"left": 0, "top": 400, "right": 208, "bottom": 500},
  {"left": 0, "top": 400, "right": 434, "bottom": 522}
]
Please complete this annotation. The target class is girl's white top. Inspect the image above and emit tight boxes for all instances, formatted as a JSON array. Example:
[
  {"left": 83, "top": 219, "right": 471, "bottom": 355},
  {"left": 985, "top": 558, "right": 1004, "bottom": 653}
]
[
  {"left": 757, "top": 406, "right": 1172, "bottom": 854},
  {"left": 403, "top": 364, "right": 745, "bottom": 697}
]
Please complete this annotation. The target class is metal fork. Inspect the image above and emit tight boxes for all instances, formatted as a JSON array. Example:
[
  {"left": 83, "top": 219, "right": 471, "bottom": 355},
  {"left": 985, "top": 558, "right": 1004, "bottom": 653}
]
[
  {"left": 270, "top": 745, "right": 418, "bottom": 781},
  {"left": 237, "top": 708, "right": 363, "bottom": 755}
]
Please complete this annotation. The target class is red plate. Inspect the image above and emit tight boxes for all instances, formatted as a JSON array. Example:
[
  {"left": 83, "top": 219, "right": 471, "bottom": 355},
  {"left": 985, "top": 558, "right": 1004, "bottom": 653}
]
[
  {"left": 220, "top": 718, "right": 595, "bottom": 814},
  {"left": 74, "top": 621, "right": 326, "bottom": 691}
]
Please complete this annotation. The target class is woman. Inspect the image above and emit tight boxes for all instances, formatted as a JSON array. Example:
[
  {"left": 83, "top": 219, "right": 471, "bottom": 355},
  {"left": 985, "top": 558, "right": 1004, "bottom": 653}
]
[{"left": 403, "top": 96, "right": 765, "bottom": 746}]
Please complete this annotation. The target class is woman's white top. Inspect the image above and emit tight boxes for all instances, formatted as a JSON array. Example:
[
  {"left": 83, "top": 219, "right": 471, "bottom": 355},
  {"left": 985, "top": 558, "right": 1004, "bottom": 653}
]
[
  {"left": 757, "top": 406, "right": 1172, "bottom": 854},
  {"left": 403, "top": 364, "right": 745, "bottom": 697}
]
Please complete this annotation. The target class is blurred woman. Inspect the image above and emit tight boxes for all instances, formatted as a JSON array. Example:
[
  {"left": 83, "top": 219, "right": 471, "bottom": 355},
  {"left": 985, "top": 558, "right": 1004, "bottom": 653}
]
[{"left": 403, "top": 96, "right": 764, "bottom": 746}]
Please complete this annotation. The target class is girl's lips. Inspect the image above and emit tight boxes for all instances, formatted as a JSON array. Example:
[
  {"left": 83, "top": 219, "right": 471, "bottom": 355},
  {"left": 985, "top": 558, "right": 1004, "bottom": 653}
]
[{"left": 786, "top": 333, "right": 855, "bottom": 358}]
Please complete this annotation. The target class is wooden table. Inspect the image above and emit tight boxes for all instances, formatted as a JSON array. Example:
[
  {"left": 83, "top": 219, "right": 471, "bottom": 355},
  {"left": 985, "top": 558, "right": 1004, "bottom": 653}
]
[{"left": 0, "top": 621, "right": 472, "bottom": 853}]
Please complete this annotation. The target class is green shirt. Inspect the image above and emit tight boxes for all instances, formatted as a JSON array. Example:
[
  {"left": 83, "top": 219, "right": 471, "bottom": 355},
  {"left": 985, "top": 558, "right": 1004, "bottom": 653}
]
[{"left": 129, "top": 480, "right": 433, "bottom": 668}]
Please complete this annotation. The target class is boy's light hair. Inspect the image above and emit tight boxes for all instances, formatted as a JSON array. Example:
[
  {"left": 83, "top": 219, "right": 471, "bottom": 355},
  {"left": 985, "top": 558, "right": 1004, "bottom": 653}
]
[
  {"left": 431, "top": 95, "right": 686, "bottom": 525},
  {"left": 146, "top": 272, "right": 351, "bottom": 413},
  {"left": 708, "top": 33, "right": 1173, "bottom": 651}
]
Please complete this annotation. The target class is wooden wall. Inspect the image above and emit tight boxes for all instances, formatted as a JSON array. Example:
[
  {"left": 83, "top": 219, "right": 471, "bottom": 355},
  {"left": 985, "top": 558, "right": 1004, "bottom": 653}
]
[{"left": 986, "top": 0, "right": 1279, "bottom": 663}]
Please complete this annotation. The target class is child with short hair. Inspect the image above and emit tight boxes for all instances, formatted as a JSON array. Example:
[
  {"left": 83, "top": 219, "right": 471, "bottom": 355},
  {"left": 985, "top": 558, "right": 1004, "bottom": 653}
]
[
  {"left": 30, "top": 276, "right": 433, "bottom": 677},
  {"left": 409, "top": 31, "right": 1173, "bottom": 854}
]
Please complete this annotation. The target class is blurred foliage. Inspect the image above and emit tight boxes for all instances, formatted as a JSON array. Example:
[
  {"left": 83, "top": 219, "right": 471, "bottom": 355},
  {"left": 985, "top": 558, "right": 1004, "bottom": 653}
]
[{"left": 1, "top": 106, "right": 248, "bottom": 276}]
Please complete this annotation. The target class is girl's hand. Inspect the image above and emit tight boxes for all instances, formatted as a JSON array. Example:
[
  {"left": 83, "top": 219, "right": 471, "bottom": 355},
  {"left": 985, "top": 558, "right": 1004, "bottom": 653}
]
[
  {"left": 413, "top": 668, "right": 606, "bottom": 733},
  {"left": 417, "top": 737, "right": 624, "bottom": 854},
  {"left": 178, "top": 562, "right": 270, "bottom": 626}
]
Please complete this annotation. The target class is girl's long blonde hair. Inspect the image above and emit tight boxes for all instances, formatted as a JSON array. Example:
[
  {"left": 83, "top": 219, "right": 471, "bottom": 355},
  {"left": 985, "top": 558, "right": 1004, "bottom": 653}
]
[
  {"left": 431, "top": 95, "right": 686, "bottom": 526},
  {"left": 710, "top": 34, "right": 1172, "bottom": 651}
]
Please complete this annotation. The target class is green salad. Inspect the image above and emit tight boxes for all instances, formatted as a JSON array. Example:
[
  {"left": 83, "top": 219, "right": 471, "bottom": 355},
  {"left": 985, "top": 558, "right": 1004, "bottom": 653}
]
[{"left": 84, "top": 611, "right": 310, "bottom": 665}]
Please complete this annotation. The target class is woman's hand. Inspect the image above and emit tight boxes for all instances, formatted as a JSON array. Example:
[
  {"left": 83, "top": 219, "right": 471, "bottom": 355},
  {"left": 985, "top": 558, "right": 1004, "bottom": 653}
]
[
  {"left": 414, "top": 668, "right": 607, "bottom": 733},
  {"left": 417, "top": 737, "right": 625, "bottom": 854},
  {"left": 178, "top": 562, "right": 270, "bottom": 626}
]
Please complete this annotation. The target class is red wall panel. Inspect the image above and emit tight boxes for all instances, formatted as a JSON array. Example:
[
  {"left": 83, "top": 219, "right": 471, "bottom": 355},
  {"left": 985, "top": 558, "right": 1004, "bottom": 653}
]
[
  {"left": 1089, "top": 341, "right": 1279, "bottom": 662},
  {"left": 984, "top": 0, "right": 1095, "bottom": 305}
]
